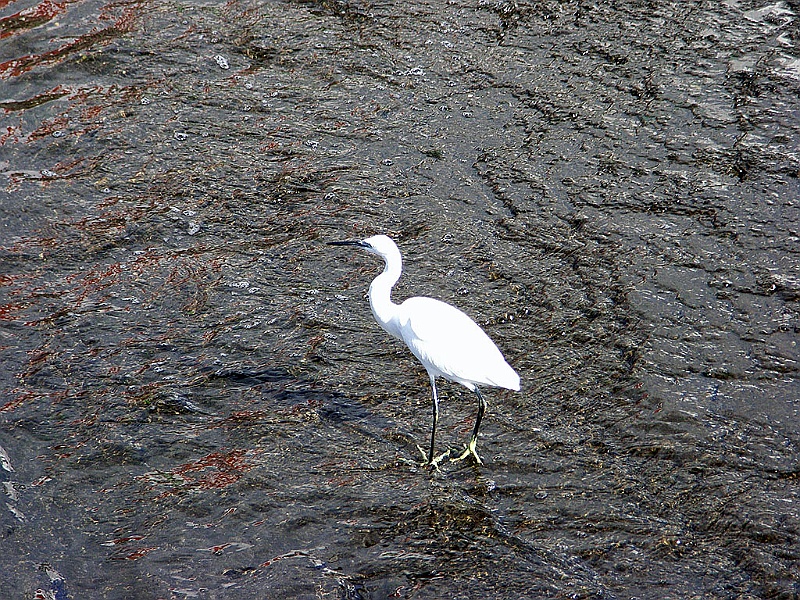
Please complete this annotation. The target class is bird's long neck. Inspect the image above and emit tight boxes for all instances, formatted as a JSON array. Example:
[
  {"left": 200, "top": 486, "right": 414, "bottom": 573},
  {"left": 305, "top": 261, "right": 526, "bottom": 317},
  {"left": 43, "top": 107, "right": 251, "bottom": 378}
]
[{"left": 368, "top": 250, "right": 403, "bottom": 339}]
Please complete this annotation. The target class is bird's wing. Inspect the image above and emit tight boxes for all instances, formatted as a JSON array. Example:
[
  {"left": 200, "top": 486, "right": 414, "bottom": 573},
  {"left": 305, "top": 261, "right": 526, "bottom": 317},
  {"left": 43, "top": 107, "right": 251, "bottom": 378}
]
[
  {"left": 401, "top": 297, "right": 483, "bottom": 344},
  {"left": 398, "top": 297, "right": 519, "bottom": 390}
]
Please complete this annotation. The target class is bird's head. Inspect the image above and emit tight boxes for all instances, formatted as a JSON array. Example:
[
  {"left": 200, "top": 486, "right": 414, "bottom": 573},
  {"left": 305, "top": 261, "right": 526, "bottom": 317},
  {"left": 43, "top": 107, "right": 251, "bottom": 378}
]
[{"left": 328, "top": 234, "right": 399, "bottom": 259}]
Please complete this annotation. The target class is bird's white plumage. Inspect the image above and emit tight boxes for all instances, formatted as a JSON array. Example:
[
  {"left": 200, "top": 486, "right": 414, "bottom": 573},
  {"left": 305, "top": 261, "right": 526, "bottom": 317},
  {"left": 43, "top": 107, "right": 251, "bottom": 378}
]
[
  {"left": 398, "top": 296, "right": 520, "bottom": 391},
  {"left": 329, "top": 233, "right": 520, "bottom": 465}
]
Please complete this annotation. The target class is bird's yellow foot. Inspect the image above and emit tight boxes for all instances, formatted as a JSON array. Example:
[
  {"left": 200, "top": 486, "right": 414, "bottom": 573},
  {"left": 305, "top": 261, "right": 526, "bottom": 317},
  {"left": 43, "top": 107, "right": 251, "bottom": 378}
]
[
  {"left": 416, "top": 445, "right": 451, "bottom": 468},
  {"left": 451, "top": 438, "right": 483, "bottom": 465}
]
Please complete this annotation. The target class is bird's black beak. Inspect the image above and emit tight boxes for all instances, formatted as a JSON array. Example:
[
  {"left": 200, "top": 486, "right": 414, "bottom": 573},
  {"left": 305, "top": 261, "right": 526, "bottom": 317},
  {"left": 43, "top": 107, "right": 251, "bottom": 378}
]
[{"left": 327, "top": 240, "right": 370, "bottom": 248}]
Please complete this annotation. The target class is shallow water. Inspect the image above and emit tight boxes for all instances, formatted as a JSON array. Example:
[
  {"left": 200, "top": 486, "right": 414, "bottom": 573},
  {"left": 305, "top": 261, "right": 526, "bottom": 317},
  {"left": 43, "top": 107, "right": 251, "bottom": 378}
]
[{"left": 1, "top": 0, "right": 798, "bottom": 598}]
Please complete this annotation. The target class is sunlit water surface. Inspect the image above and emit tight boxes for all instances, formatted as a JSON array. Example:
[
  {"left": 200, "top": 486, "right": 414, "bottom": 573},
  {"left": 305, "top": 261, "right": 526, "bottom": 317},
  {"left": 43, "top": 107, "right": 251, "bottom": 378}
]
[{"left": 1, "top": 0, "right": 798, "bottom": 598}]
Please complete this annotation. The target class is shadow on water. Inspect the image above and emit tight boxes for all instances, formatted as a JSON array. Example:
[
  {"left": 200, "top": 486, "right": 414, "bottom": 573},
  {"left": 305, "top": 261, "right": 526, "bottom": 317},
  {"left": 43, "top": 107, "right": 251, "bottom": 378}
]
[{"left": 1, "top": 0, "right": 799, "bottom": 597}]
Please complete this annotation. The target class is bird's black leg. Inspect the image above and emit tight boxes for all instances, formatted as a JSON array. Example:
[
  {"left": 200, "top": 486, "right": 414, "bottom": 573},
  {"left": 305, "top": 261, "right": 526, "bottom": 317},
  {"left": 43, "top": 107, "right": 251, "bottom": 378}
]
[
  {"left": 417, "top": 375, "right": 449, "bottom": 466},
  {"left": 452, "top": 387, "right": 487, "bottom": 464},
  {"left": 428, "top": 375, "right": 439, "bottom": 463},
  {"left": 428, "top": 376, "right": 439, "bottom": 464}
]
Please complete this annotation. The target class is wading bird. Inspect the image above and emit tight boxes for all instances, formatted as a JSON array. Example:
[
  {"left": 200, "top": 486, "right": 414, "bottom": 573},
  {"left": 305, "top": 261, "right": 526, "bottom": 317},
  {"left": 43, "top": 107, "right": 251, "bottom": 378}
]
[{"left": 328, "top": 235, "right": 520, "bottom": 466}]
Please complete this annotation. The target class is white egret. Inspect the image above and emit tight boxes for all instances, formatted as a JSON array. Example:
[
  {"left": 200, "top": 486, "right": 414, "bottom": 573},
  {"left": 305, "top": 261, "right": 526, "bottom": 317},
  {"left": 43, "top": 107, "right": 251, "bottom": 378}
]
[{"left": 328, "top": 235, "right": 520, "bottom": 466}]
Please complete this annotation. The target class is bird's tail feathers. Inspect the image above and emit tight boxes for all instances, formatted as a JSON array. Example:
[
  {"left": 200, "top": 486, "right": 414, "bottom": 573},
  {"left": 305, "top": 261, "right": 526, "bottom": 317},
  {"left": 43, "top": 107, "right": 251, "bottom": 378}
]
[{"left": 486, "top": 363, "right": 520, "bottom": 391}]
